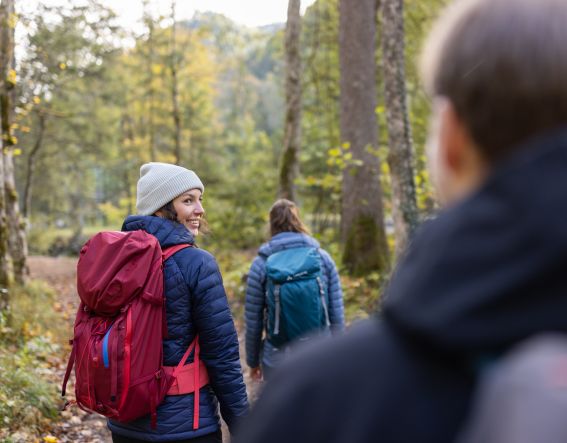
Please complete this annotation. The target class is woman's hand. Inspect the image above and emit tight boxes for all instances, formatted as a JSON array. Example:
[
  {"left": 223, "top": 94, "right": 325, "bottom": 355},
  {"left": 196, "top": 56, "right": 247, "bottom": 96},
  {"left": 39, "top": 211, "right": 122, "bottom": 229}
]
[{"left": 249, "top": 366, "right": 263, "bottom": 381}]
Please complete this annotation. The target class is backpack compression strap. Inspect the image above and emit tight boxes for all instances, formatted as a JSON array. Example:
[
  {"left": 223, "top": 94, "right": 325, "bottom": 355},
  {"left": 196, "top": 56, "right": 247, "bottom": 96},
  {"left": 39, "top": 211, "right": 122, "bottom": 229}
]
[
  {"left": 316, "top": 277, "right": 331, "bottom": 327},
  {"left": 273, "top": 285, "right": 281, "bottom": 336},
  {"left": 62, "top": 314, "right": 89, "bottom": 397}
]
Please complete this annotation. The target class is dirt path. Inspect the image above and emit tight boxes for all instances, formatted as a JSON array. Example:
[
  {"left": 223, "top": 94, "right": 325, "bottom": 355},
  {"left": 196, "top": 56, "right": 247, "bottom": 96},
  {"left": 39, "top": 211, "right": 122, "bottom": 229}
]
[{"left": 28, "top": 255, "right": 258, "bottom": 443}]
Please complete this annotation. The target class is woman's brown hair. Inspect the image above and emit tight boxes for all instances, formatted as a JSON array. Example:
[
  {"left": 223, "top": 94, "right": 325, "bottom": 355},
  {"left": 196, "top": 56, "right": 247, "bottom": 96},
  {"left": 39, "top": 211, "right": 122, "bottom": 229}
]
[{"left": 269, "top": 199, "right": 310, "bottom": 237}]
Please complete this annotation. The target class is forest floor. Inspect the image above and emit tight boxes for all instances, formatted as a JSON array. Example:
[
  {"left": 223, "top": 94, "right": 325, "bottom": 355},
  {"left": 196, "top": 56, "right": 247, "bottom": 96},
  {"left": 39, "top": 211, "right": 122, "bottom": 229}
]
[{"left": 27, "top": 255, "right": 260, "bottom": 443}]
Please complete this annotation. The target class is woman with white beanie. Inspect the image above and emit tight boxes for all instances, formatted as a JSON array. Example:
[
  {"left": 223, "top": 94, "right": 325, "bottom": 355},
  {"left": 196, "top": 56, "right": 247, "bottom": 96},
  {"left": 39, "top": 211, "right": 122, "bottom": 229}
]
[{"left": 108, "top": 162, "right": 248, "bottom": 442}]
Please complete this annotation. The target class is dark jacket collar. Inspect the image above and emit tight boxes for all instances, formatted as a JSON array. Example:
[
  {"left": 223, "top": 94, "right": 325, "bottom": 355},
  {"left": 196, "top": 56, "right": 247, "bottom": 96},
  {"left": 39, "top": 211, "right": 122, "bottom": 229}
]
[{"left": 122, "top": 215, "right": 194, "bottom": 249}]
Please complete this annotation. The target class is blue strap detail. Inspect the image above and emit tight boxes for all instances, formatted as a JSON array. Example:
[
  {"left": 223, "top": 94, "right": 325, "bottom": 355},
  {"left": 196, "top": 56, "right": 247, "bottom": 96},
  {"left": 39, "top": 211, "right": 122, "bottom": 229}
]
[{"left": 102, "top": 325, "right": 113, "bottom": 368}]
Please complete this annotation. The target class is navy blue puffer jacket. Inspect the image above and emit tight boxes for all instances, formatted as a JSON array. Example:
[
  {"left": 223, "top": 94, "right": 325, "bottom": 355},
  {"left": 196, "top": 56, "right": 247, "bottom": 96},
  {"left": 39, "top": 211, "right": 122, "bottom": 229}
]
[
  {"left": 108, "top": 216, "right": 248, "bottom": 441},
  {"left": 245, "top": 232, "right": 345, "bottom": 369}
]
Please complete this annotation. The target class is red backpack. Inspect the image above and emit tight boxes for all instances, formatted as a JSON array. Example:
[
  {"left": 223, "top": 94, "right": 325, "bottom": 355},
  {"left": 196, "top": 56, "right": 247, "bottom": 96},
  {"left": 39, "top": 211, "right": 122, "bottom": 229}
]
[{"left": 62, "top": 230, "right": 209, "bottom": 428}]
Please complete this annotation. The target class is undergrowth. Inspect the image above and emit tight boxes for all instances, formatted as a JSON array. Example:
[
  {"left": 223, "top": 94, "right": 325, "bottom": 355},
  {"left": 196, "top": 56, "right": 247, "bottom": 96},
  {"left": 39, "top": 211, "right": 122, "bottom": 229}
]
[{"left": 0, "top": 281, "right": 67, "bottom": 441}]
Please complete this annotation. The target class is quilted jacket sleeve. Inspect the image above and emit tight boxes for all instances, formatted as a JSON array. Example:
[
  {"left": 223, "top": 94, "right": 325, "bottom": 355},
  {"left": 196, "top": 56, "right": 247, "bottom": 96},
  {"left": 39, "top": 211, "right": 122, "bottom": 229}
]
[
  {"left": 185, "top": 250, "right": 248, "bottom": 434},
  {"left": 320, "top": 249, "right": 345, "bottom": 332},
  {"left": 244, "top": 255, "right": 266, "bottom": 368}
]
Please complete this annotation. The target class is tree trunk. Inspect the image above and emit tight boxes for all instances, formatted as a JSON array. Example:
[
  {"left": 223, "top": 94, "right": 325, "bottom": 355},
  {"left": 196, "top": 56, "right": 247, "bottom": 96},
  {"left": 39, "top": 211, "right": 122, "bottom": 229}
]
[
  {"left": 23, "top": 110, "right": 46, "bottom": 219},
  {"left": 381, "top": 0, "right": 419, "bottom": 257},
  {"left": 170, "top": 0, "right": 182, "bottom": 164},
  {"left": 3, "top": 0, "right": 27, "bottom": 285},
  {"left": 279, "top": 0, "right": 302, "bottom": 202},
  {"left": 0, "top": 0, "right": 14, "bottom": 298},
  {"left": 339, "top": 0, "right": 389, "bottom": 275},
  {"left": 5, "top": 150, "right": 28, "bottom": 285}
]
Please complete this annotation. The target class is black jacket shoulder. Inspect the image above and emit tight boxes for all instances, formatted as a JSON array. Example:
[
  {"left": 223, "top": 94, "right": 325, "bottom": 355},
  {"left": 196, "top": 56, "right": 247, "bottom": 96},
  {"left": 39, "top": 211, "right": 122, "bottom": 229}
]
[{"left": 236, "top": 318, "right": 473, "bottom": 443}]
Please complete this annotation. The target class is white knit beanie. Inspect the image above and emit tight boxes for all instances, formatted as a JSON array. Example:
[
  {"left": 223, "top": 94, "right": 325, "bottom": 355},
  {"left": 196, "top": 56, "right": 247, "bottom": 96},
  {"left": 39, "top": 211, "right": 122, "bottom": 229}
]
[{"left": 136, "top": 162, "right": 205, "bottom": 215}]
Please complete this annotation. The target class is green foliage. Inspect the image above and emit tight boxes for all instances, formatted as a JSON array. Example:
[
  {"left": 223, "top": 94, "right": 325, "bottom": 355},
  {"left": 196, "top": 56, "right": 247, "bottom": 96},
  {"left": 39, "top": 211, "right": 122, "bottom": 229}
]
[
  {"left": 28, "top": 225, "right": 114, "bottom": 256},
  {"left": 299, "top": 0, "right": 342, "bottom": 231},
  {"left": 27, "top": 227, "right": 66, "bottom": 256},
  {"left": 341, "top": 272, "right": 384, "bottom": 322},
  {"left": 0, "top": 282, "right": 67, "bottom": 439},
  {"left": 14, "top": 0, "right": 447, "bottom": 276},
  {"left": 213, "top": 249, "right": 258, "bottom": 329},
  {"left": 402, "top": 0, "right": 448, "bottom": 212},
  {"left": 98, "top": 199, "right": 131, "bottom": 227}
]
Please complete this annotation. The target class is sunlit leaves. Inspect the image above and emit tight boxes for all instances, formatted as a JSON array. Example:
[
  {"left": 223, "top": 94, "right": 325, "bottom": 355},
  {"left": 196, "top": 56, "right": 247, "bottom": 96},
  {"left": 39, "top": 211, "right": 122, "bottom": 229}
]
[
  {"left": 8, "top": 12, "right": 17, "bottom": 29},
  {"left": 7, "top": 69, "right": 16, "bottom": 86},
  {"left": 151, "top": 63, "right": 163, "bottom": 75},
  {"left": 328, "top": 147, "right": 341, "bottom": 157}
]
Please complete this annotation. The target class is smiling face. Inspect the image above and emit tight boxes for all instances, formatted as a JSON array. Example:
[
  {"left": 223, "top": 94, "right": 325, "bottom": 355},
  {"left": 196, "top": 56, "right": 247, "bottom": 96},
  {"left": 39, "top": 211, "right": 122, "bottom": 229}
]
[{"left": 171, "top": 189, "right": 204, "bottom": 236}]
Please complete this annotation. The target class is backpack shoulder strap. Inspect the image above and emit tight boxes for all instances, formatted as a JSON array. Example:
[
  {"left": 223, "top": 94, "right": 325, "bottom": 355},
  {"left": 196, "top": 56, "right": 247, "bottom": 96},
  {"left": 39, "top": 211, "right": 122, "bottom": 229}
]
[
  {"left": 61, "top": 338, "right": 76, "bottom": 396},
  {"left": 162, "top": 244, "right": 191, "bottom": 261}
]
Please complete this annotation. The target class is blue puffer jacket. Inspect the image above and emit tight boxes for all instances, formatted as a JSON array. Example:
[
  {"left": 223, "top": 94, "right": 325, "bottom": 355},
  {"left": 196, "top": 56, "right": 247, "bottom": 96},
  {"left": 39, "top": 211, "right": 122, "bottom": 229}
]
[
  {"left": 108, "top": 216, "right": 248, "bottom": 441},
  {"left": 245, "top": 232, "right": 345, "bottom": 369}
]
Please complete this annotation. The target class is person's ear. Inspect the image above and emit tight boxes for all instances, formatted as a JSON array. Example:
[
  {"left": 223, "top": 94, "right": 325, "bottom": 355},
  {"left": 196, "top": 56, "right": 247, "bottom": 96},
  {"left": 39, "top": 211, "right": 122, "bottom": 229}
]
[
  {"left": 438, "top": 101, "right": 471, "bottom": 176},
  {"left": 436, "top": 99, "right": 488, "bottom": 204}
]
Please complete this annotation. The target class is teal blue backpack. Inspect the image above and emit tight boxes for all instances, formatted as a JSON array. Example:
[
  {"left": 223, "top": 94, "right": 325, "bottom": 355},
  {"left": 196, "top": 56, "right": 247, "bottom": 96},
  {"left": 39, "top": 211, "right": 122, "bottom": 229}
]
[{"left": 265, "top": 247, "right": 331, "bottom": 348}]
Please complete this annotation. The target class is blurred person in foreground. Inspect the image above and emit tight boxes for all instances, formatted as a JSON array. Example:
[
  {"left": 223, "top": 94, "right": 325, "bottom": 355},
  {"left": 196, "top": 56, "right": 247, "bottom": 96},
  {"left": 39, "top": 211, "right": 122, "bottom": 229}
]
[{"left": 235, "top": 0, "right": 567, "bottom": 441}]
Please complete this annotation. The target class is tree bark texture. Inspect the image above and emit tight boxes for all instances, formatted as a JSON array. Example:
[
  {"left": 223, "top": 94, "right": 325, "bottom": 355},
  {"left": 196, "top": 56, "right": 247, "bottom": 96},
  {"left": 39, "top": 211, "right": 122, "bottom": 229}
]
[
  {"left": 339, "top": 0, "right": 389, "bottom": 275},
  {"left": 5, "top": 149, "right": 28, "bottom": 285},
  {"left": 0, "top": 0, "right": 14, "bottom": 295},
  {"left": 381, "top": 0, "right": 419, "bottom": 257},
  {"left": 2, "top": 0, "right": 27, "bottom": 284},
  {"left": 279, "top": 0, "right": 302, "bottom": 202}
]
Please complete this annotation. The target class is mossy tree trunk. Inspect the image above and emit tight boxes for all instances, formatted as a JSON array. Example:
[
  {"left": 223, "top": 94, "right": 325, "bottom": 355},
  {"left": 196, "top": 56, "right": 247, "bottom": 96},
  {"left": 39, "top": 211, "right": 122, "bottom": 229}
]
[
  {"left": 381, "top": 0, "right": 419, "bottom": 257},
  {"left": 0, "top": 0, "right": 15, "bottom": 304},
  {"left": 279, "top": 0, "right": 302, "bottom": 202},
  {"left": 5, "top": 152, "right": 28, "bottom": 285},
  {"left": 2, "top": 0, "right": 26, "bottom": 285},
  {"left": 339, "top": 0, "right": 389, "bottom": 276}
]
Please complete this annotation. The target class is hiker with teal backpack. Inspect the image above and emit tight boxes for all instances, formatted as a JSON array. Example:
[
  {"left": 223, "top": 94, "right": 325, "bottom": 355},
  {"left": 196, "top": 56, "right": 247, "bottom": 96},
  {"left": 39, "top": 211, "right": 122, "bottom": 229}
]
[
  {"left": 66, "top": 162, "right": 248, "bottom": 443},
  {"left": 245, "top": 199, "right": 345, "bottom": 381}
]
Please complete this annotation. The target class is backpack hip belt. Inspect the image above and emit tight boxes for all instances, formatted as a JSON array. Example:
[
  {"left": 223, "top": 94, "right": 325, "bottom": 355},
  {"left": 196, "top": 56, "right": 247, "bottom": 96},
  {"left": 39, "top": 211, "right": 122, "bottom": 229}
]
[{"left": 163, "top": 335, "right": 210, "bottom": 430}]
